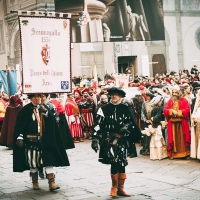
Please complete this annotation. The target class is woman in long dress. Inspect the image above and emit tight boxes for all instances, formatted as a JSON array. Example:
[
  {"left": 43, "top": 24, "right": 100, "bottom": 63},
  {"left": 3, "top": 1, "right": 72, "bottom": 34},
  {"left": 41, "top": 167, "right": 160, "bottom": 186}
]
[
  {"left": 141, "top": 117, "right": 167, "bottom": 160},
  {"left": 191, "top": 90, "right": 200, "bottom": 159}
]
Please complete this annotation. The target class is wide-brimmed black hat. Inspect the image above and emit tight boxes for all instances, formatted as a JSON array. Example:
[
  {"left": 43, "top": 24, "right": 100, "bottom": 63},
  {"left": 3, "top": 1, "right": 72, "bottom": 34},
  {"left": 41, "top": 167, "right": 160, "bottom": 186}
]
[
  {"left": 192, "top": 81, "right": 200, "bottom": 89},
  {"left": 27, "top": 93, "right": 41, "bottom": 99},
  {"left": 108, "top": 87, "right": 126, "bottom": 97},
  {"left": 146, "top": 92, "right": 155, "bottom": 99},
  {"left": 42, "top": 94, "right": 49, "bottom": 98}
]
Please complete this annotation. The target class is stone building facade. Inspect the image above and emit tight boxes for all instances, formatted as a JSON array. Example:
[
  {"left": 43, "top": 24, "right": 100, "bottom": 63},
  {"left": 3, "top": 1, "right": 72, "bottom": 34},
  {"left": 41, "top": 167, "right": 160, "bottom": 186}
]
[{"left": 0, "top": 0, "right": 200, "bottom": 79}]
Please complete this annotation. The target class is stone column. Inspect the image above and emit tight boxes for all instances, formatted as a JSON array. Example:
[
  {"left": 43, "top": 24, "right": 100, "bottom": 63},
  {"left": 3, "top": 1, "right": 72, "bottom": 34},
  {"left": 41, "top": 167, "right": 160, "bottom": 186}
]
[
  {"left": 55, "top": 0, "right": 108, "bottom": 42},
  {"left": 175, "top": 0, "right": 184, "bottom": 70},
  {"left": 118, "top": 0, "right": 129, "bottom": 36}
]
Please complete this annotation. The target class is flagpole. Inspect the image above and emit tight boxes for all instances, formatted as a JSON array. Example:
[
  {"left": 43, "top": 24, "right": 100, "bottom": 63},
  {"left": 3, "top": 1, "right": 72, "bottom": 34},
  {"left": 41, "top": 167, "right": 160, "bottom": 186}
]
[{"left": 6, "top": 65, "right": 10, "bottom": 98}]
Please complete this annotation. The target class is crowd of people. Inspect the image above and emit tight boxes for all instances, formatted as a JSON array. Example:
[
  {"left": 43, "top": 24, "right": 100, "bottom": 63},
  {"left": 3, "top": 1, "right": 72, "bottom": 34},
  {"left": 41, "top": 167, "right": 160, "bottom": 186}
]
[{"left": 0, "top": 65, "right": 200, "bottom": 197}]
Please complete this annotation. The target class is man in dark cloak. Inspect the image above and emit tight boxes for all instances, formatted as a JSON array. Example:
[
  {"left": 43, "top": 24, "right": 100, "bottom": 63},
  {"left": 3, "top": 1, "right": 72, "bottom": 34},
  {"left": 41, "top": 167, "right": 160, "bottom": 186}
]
[
  {"left": 13, "top": 94, "right": 70, "bottom": 191},
  {"left": 50, "top": 93, "right": 74, "bottom": 149},
  {"left": 91, "top": 87, "right": 141, "bottom": 197}
]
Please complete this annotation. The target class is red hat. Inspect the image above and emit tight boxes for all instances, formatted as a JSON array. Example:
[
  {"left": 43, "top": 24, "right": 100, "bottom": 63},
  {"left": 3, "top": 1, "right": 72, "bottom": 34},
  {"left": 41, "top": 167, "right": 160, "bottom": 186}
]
[
  {"left": 82, "top": 88, "right": 89, "bottom": 94},
  {"left": 165, "top": 78, "right": 171, "bottom": 84},
  {"left": 138, "top": 85, "right": 145, "bottom": 90},
  {"left": 74, "top": 89, "right": 81, "bottom": 95}
]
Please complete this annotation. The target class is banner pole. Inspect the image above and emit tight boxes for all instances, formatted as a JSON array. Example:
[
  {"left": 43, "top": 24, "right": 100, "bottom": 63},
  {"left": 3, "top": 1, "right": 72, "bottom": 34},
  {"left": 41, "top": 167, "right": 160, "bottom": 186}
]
[{"left": 6, "top": 65, "right": 10, "bottom": 98}]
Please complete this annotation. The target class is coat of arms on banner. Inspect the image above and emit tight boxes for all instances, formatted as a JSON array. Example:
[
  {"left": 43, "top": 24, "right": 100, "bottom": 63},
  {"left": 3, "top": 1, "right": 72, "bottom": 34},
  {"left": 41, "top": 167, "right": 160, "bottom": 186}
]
[
  {"left": 41, "top": 44, "right": 50, "bottom": 65},
  {"left": 61, "top": 81, "right": 69, "bottom": 90}
]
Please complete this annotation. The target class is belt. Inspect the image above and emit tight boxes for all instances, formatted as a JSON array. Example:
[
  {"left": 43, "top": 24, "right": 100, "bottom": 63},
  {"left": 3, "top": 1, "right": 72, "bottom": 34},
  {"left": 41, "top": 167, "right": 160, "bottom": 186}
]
[{"left": 26, "top": 134, "right": 40, "bottom": 143}]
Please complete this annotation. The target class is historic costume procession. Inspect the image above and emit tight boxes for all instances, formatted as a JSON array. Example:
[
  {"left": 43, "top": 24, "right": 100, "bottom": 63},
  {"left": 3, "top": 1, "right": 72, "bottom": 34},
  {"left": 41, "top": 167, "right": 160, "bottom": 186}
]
[
  {"left": 1, "top": 68, "right": 200, "bottom": 196},
  {"left": 1, "top": 0, "right": 200, "bottom": 199}
]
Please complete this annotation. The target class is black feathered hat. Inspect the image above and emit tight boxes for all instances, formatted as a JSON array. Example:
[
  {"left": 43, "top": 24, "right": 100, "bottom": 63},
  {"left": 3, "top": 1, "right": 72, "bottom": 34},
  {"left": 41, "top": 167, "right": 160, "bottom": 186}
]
[
  {"left": 192, "top": 81, "right": 200, "bottom": 89},
  {"left": 42, "top": 94, "right": 49, "bottom": 98},
  {"left": 27, "top": 94, "right": 41, "bottom": 99},
  {"left": 108, "top": 87, "right": 126, "bottom": 97},
  {"left": 146, "top": 92, "right": 155, "bottom": 99}
]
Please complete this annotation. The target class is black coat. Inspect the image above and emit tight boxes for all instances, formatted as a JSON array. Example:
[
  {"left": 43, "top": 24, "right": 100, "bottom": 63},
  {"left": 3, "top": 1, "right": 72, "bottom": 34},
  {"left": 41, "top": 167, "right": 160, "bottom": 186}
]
[
  {"left": 13, "top": 103, "right": 70, "bottom": 172},
  {"left": 93, "top": 99, "right": 141, "bottom": 165}
]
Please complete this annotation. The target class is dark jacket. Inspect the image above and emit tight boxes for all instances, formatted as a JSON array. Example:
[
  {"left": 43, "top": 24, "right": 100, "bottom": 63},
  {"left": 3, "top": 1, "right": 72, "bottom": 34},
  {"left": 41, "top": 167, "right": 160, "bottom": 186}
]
[
  {"left": 13, "top": 103, "right": 70, "bottom": 172},
  {"left": 93, "top": 99, "right": 141, "bottom": 165}
]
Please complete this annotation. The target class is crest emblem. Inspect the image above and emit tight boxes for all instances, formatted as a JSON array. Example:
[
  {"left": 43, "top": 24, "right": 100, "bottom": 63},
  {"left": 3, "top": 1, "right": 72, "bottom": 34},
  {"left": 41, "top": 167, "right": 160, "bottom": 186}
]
[{"left": 41, "top": 44, "right": 50, "bottom": 65}]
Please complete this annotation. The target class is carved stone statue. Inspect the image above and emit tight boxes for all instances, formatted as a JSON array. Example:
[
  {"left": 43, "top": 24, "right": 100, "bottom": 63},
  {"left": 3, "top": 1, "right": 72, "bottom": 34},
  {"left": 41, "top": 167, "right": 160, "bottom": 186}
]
[
  {"left": 102, "top": 23, "right": 111, "bottom": 42},
  {"left": 126, "top": 5, "right": 148, "bottom": 41}
]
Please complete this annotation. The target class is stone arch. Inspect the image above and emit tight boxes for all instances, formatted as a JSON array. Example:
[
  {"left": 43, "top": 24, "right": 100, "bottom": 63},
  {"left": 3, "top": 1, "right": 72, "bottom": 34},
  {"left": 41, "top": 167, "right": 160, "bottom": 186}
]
[{"left": 182, "top": 21, "right": 200, "bottom": 69}]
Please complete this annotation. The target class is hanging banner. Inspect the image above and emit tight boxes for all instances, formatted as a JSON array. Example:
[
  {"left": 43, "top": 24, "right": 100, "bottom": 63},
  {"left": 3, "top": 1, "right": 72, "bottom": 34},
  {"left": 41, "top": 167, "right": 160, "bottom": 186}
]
[
  {"left": 19, "top": 16, "right": 71, "bottom": 93},
  {"left": 114, "top": 74, "right": 129, "bottom": 89}
]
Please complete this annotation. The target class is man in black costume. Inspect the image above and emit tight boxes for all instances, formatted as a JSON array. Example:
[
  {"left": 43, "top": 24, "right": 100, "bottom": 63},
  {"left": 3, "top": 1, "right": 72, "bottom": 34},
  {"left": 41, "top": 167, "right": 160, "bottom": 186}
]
[
  {"left": 91, "top": 87, "right": 141, "bottom": 197},
  {"left": 13, "top": 94, "right": 70, "bottom": 191}
]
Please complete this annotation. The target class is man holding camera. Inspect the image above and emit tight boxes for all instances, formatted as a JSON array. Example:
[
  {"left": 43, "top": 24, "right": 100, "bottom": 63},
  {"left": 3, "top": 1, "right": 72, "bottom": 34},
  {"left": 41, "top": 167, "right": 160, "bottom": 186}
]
[{"left": 13, "top": 94, "right": 70, "bottom": 191}]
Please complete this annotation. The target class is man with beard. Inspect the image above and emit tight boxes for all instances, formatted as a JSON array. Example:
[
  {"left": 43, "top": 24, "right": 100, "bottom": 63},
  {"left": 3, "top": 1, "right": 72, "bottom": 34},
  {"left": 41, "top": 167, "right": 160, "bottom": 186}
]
[
  {"left": 78, "top": 88, "right": 95, "bottom": 139},
  {"left": 13, "top": 94, "right": 70, "bottom": 191},
  {"left": 91, "top": 87, "right": 141, "bottom": 197},
  {"left": 88, "top": 87, "right": 97, "bottom": 107},
  {"left": 164, "top": 86, "right": 190, "bottom": 159}
]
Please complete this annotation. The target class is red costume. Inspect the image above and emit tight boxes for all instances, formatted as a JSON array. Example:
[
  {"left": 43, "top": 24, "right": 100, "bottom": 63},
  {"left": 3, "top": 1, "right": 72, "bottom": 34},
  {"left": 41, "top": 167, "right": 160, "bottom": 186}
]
[
  {"left": 65, "top": 98, "right": 83, "bottom": 139},
  {"left": 0, "top": 96, "right": 22, "bottom": 147},
  {"left": 164, "top": 97, "right": 190, "bottom": 158},
  {"left": 50, "top": 99, "right": 65, "bottom": 115},
  {"left": 77, "top": 95, "right": 95, "bottom": 133}
]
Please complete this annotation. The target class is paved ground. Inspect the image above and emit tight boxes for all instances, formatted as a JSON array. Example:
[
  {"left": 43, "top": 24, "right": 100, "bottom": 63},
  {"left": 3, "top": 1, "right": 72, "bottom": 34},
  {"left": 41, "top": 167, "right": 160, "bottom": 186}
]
[{"left": 1, "top": 141, "right": 200, "bottom": 200}]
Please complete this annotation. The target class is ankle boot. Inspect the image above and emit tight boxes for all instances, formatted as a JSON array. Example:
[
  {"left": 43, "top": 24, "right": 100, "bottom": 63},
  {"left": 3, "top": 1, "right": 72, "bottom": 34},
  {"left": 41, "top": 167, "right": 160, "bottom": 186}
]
[
  {"left": 30, "top": 172, "right": 40, "bottom": 190},
  {"left": 110, "top": 174, "right": 118, "bottom": 197},
  {"left": 117, "top": 173, "right": 130, "bottom": 196},
  {"left": 46, "top": 173, "right": 60, "bottom": 191}
]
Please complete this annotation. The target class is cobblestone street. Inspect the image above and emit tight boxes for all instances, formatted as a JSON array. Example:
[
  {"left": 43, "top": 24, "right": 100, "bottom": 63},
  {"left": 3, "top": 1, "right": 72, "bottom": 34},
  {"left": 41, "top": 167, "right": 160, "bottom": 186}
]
[{"left": 1, "top": 141, "right": 200, "bottom": 200}]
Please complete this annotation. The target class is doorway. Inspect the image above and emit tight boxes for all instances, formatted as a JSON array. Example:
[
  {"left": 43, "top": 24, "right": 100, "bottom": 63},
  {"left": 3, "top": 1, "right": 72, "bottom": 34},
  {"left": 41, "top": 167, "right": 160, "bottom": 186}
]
[
  {"left": 152, "top": 54, "right": 166, "bottom": 76},
  {"left": 118, "top": 56, "right": 137, "bottom": 75}
]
